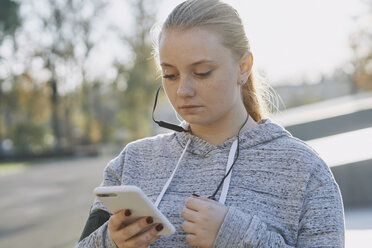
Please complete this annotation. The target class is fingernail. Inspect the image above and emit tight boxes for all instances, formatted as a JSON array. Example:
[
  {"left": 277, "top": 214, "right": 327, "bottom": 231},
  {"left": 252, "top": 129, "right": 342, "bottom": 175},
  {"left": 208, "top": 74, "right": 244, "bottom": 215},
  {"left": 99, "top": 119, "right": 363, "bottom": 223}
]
[
  {"left": 192, "top": 193, "right": 200, "bottom": 197},
  {"left": 124, "top": 209, "right": 131, "bottom": 216},
  {"left": 146, "top": 216, "right": 154, "bottom": 224},
  {"left": 155, "top": 224, "right": 163, "bottom": 231}
]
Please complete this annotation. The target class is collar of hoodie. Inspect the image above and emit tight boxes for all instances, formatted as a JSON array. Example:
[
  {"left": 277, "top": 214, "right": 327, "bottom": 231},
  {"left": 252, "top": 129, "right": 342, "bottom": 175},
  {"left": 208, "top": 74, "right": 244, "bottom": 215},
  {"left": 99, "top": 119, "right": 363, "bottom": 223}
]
[{"left": 175, "top": 118, "right": 291, "bottom": 157}]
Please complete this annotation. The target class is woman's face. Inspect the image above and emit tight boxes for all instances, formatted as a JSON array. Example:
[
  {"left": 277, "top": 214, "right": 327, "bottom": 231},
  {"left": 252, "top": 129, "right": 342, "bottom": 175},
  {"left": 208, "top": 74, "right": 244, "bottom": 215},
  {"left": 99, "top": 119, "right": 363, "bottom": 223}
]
[{"left": 159, "top": 27, "right": 244, "bottom": 127}]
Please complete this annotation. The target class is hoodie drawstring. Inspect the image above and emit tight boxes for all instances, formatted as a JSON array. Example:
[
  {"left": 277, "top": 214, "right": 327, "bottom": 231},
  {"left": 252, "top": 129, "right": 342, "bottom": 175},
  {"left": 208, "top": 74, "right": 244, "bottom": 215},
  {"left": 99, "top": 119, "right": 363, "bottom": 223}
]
[
  {"left": 155, "top": 139, "right": 191, "bottom": 208},
  {"left": 155, "top": 138, "right": 238, "bottom": 207},
  {"left": 218, "top": 138, "right": 238, "bottom": 204}
]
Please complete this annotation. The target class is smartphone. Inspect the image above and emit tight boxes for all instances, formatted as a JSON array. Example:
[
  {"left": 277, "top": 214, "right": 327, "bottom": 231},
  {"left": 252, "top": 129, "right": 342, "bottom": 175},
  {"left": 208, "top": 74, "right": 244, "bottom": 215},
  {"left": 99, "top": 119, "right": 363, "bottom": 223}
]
[{"left": 94, "top": 185, "right": 175, "bottom": 235}]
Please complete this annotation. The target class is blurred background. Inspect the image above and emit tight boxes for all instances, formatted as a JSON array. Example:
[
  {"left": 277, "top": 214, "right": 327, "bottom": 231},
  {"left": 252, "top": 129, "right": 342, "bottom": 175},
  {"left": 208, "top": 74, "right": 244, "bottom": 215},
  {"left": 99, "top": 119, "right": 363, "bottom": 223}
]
[{"left": 0, "top": 0, "right": 371, "bottom": 247}]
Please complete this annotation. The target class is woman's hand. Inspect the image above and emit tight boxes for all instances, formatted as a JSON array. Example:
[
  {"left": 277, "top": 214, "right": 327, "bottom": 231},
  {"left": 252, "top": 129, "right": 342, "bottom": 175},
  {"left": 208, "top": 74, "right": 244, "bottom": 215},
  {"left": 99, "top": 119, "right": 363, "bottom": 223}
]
[
  {"left": 108, "top": 209, "right": 163, "bottom": 248},
  {"left": 181, "top": 196, "right": 228, "bottom": 248}
]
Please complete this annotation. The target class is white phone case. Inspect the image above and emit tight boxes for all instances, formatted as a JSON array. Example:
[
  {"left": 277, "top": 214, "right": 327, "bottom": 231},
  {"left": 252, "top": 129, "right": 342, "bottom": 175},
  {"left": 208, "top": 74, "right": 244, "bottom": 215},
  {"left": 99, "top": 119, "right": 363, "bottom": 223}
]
[{"left": 94, "top": 185, "right": 175, "bottom": 235}]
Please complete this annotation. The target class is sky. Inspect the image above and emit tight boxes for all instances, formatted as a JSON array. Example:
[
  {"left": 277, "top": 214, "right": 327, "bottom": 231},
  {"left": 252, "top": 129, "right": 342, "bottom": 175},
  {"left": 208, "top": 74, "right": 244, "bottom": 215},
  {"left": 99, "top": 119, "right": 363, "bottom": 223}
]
[
  {"left": 5, "top": 0, "right": 366, "bottom": 92},
  {"left": 75, "top": 0, "right": 369, "bottom": 89},
  {"left": 152, "top": 0, "right": 367, "bottom": 85}
]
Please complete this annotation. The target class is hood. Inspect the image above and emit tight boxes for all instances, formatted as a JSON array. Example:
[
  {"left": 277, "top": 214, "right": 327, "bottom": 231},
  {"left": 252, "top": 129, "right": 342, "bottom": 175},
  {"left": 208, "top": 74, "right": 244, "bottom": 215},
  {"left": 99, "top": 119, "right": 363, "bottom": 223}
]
[{"left": 175, "top": 118, "right": 292, "bottom": 157}]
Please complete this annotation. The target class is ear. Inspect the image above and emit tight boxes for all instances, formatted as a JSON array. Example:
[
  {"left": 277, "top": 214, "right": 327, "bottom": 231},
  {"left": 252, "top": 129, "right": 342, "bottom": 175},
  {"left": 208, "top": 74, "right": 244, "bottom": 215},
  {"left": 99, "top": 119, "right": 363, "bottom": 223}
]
[{"left": 238, "top": 51, "right": 253, "bottom": 83}]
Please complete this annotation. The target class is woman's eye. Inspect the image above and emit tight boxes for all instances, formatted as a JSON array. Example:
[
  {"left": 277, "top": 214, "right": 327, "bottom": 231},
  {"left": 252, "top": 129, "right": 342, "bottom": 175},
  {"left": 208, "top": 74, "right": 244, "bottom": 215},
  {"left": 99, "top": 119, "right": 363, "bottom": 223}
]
[
  {"left": 195, "top": 71, "right": 212, "bottom": 77},
  {"left": 163, "top": 74, "right": 177, "bottom": 80}
]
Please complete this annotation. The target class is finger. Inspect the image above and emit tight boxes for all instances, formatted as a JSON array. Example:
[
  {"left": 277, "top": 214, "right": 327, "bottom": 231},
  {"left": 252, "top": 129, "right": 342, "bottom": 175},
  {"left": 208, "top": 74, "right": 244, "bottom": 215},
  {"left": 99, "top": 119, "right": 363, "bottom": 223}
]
[
  {"left": 120, "top": 216, "right": 155, "bottom": 241},
  {"left": 182, "top": 221, "right": 196, "bottom": 234},
  {"left": 181, "top": 207, "right": 198, "bottom": 222},
  {"left": 186, "top": 233, "right": 198, "bottom": 246},
  {"left": 147, "top": 225, "right": 162, "bottom": 243},
  {"left": 185, "top": 197, "right": 203, "bottom": 211},
  {"left": 200, "top": 196, "right": 220, "bottom": 204},
  {"left": 147, "top": 234, "right": 161, "bottom": 247},
  {"left": 125, "top": 223, "right": 162, "bottom": 247},
  {"left": 109, "top": 209, "right": 132, "bottom": 230}
]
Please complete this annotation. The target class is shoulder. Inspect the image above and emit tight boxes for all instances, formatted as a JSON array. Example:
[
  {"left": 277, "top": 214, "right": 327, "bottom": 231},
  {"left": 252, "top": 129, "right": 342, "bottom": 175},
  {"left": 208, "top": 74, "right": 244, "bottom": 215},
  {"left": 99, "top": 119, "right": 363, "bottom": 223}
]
[
  {"left": 102, "top": 132, "right": 178, "bottom": 178},
  {"left": 272, "top": 134, "right": 321, "bottom": 160},
  {"left": 125, "top": 132, "right": 177, "bottom": 152},
  {"left": 270, "top": 133, "right": 335, "bottom": 184},
  {"left": 106, "top": 132, "right": 176, "bottom": 161},
  {"left": 112, "top": 132, "right": 182, "bottom": 162},
  {"left": 252, "top": 119, "right": 333, "bottom": 182}
]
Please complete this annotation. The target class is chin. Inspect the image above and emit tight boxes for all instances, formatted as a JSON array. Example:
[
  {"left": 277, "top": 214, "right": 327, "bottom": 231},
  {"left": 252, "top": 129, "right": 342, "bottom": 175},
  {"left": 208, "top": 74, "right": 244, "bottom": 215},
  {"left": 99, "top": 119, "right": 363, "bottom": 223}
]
[{"left": 182, "top": 115, "right": 214, "bottom": 126}]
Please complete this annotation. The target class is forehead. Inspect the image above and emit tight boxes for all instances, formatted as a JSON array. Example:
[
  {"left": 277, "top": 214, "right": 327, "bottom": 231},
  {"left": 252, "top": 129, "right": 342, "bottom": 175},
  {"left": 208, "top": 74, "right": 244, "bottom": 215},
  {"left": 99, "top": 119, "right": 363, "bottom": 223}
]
[{"left": 159, "top": 27, "right": 234, "bottom": 67}]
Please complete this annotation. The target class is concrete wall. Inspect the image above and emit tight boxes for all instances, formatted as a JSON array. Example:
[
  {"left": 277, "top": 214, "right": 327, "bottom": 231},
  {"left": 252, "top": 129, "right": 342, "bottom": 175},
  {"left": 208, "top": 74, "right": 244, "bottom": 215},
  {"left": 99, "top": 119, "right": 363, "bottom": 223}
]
[
  {"left": 331, "top": 159, "right": 372, "bottom": 208},
  {"left": 285, "top": 108, "right": 372, "bottom": 141}
]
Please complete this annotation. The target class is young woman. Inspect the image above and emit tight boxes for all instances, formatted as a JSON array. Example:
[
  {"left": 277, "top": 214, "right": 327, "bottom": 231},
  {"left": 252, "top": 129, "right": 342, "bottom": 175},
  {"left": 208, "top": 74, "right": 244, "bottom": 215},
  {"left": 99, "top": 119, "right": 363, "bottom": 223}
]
[{"left": 76, "top": 0, "right": 345, "bottom": 247}]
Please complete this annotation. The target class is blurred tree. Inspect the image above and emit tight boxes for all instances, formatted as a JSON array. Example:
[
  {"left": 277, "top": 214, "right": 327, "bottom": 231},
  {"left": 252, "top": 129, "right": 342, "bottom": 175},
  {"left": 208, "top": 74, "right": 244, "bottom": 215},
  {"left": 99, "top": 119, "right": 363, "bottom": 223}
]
[
  {"left": 29, "top": 0, "right": 107, "bottom": 150},
  {"left": 0, "top": 0, "right": 21, "bottom": 44},
  {"left": 0, "top": 0, "right": 163, "bottom": 157},
  {"left": 78, "top": 1, "right": 107, "bottom": 145},
  {"left": 1, "top": 69, "right": 53, "bottom": 155},
  {"left": 113, "top": 0, "right": 160, "bottom": 141},
  {"left": 0, "top": 0, "right": 21, "bottom": 147},
  {"left": 349, "top": 0, "right": 372, "bottom": 92}
]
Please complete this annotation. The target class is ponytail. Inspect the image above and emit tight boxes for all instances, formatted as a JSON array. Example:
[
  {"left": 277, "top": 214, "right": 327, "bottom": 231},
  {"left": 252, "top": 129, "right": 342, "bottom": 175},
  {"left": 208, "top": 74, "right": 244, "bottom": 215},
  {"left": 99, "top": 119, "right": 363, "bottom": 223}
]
[{"left": 242, "top": 69, "right": 279, "bottom": 121}]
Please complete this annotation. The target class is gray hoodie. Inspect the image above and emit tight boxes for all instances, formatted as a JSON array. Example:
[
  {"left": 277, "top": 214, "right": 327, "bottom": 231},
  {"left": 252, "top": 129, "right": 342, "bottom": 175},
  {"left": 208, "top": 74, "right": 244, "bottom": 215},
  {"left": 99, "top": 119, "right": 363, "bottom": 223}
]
[{"left": 76, "top": 119, "right": 345, "bottom": 247}]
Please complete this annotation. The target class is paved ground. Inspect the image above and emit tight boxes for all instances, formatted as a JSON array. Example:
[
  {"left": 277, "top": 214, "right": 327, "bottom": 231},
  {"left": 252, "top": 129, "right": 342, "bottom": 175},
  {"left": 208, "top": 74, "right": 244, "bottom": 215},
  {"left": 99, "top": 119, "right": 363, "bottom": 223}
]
[
  {"left": 0, "top": 155, "right": 110, "bottom": 248},
  {"left": 0, "top": 155, "right": 371, "bottom": 248}
]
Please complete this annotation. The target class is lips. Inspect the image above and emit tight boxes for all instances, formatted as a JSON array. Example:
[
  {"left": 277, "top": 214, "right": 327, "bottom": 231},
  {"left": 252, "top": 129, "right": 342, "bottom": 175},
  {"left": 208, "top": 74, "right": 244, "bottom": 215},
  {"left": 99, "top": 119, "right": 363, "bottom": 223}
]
[
  {"left": 179, "top": 105, "right": 202, "bottom": 109},
  {"left": 179, "top": 105, "right": 202, "bottom": 113}
]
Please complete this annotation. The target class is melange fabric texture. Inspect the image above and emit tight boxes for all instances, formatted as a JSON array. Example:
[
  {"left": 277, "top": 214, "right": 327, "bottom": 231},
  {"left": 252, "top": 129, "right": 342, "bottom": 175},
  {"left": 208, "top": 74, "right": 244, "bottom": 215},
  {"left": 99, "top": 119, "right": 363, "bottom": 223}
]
[{"left": 75, "top": 118, "right": 345, "bottom": 248}]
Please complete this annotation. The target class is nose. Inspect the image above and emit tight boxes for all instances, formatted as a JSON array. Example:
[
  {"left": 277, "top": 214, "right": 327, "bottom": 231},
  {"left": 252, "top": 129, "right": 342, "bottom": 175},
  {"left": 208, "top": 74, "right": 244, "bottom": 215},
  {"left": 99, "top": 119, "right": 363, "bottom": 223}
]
[{"left": 177, "top": 75, "right": 195, "bottom": 98}]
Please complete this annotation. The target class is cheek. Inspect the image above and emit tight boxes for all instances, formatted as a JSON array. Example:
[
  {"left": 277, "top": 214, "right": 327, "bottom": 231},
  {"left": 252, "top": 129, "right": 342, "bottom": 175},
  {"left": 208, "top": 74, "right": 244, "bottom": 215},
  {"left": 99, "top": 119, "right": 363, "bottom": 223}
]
[
  {"left": 204, "top": 76, "right": 237, "bottom": 106},
  {"left": 163, "top": 83, "right": 178, "bottom": 105}
]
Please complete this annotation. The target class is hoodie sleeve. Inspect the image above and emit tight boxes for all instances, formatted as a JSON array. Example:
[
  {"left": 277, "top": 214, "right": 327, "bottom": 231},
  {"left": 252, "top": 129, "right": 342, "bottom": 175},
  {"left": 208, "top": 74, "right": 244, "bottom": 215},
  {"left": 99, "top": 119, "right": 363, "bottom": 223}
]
[
  {"left": 75, "top": 148, "right": 127, "bottom": 248},
  {"left": 213, "top": 170, "right": 345, "bottom": 247},
  {"left": 213, "top": 207, "right": 295, "bottom": 248},
  {"left": 75, "top": 222, "right": 117, "bottom": 248}
]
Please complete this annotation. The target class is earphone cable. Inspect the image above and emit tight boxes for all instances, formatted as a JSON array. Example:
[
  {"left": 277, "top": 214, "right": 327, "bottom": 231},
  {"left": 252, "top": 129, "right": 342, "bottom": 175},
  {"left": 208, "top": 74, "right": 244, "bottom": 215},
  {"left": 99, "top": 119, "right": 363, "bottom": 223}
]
[{"left": 208, "top": 114, "right": 249, "bottom": 200}]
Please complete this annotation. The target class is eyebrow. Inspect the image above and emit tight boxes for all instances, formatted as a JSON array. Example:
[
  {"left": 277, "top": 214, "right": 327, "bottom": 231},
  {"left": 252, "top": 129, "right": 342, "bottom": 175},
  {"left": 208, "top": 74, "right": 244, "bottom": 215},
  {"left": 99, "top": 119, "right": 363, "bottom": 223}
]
[{"left": 160, "top": 59, "right": 215, "bottom": 68}]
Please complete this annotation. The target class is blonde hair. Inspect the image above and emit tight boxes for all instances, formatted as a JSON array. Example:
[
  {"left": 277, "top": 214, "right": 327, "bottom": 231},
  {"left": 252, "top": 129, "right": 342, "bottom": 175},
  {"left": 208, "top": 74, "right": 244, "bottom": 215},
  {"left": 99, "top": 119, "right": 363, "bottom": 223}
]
[{"left": 154, "top": 0, "right": 279, "bottom": 121}]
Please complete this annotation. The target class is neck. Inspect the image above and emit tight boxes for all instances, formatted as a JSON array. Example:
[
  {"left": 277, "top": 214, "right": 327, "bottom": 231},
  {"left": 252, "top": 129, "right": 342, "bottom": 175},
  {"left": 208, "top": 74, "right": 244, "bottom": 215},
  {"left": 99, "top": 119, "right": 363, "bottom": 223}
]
[{"left": 189, "top": 105, "right": 257, "bottom": 146}]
